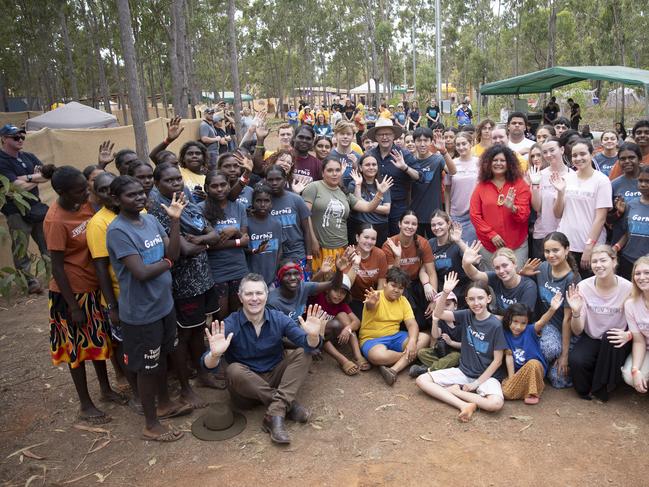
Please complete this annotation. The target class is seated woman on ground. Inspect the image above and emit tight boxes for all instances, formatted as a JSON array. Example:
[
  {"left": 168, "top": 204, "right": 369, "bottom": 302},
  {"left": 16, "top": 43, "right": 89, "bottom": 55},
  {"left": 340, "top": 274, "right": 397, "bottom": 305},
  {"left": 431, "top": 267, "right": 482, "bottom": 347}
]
[
  {"left": 501, "top": 296, "right": 562, "bottom": 406},
  {"left": 409, "top": 291, "right": 462, "bottom": 379},
  {"left": 462, "top": 243, "right": 537, "bottom": 316},
  {"left": 621, "top": 256, "right": 649, "bottom": 393},
  {"left": 416, "top": 272, "right": 507, "bottom": 423},
  {"left": 359, "top": 267, "right": 428, "bottom": 386}
]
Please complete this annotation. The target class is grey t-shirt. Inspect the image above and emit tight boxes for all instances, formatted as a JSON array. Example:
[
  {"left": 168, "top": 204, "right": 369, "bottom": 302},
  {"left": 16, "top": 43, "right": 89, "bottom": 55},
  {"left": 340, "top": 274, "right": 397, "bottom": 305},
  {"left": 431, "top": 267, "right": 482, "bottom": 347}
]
[
  {"left": 270, "top": 191, "right": 311, "bottom": 259},
  {"left": 453, "top": 309, "right": 507, "bottom": 380},
  {"left": 267, "top": 281, "right": 319, "bottom": 324},
  {"left": 247, "top": 215, "right": 284, "bottom": 284},
  {"left": 200, "top": 200, "right": 249, "bottom": 282},
  {"left": 348, "top": 180, "right": 391, "bottom": 225},
  {"left": 622, "top": 199, "right": 649, "bottom": 262},
  {"left": 535, "top": 261, "right": 579, "bottom": 331},
  {"left": 107, "top": 214, "right": 174, "bottom": 325},
  {"left": 487, "top": 272, "right": 538, "bottom": 315},
  {"left": 611, "top": 176, "right": 641, "bottom": 243},
  {"left": 200, "top": 121, "right": 218, "bottom": 153}
]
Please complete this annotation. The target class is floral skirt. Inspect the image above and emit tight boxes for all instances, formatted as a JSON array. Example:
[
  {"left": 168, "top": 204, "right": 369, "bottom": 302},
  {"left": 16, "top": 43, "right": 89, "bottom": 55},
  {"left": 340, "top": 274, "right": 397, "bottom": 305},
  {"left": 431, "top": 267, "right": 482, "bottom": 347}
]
[{"left": 49, "top": 290, "right": 111, "bottom": 369}]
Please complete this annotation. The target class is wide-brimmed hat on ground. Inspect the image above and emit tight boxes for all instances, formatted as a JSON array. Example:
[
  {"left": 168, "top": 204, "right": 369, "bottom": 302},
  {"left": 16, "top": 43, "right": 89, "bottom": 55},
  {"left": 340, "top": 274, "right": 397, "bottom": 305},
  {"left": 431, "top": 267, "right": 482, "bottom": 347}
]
[
  {"left": 366, "top": 118, "right": 404, "bottom": 141},
  {"left": 191, "top": 402, "right": 247, "bottom": 441}
]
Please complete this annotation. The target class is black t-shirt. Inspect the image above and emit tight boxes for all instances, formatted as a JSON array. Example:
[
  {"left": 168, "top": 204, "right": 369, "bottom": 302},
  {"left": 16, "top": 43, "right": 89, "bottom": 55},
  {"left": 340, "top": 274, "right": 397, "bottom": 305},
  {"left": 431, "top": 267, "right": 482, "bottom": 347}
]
[
  {"left": 544, "top": 103, "right": 559, "bottom": 121},
  {"left": 428, "top": 239, "right": 468, "bottom": 292},
  {"left": 0, "top": 150, "right": 43, "bottom": 216},
  {"left": 343, "top": 107, "right": 355, "bottom": 121},
  {"left": 570, "top": 104, "right": 581, "bottom": 121}
]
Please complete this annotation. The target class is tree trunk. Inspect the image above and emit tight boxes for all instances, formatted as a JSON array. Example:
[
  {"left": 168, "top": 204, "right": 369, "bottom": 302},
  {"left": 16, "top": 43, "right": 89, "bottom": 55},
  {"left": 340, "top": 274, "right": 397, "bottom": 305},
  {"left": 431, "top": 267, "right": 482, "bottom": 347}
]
[
  {"left": 85, "top": 0, "right": 111, "bottom": 113},
  {"left": 365, "top": 0, "right": 381, "bottom": 105},
  {"left": 168, "top": 0, "right": 188, "bottom": 117},
  {"left": 546, "top": 0, "right": 557, "bottom": 68},
  {"left": 227, "top": 0, "right": 243, "bottom": 143},
  {"left": 115, "top": 0, "right": 149, "bottom": 159},
  {"left": 59, "top": 6, "right": 79, "bottom": 100}
]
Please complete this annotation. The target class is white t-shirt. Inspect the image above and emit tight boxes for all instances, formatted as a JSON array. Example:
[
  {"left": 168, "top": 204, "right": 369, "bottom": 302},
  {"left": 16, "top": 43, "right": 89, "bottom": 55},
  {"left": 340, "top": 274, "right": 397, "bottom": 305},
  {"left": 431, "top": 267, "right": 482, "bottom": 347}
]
[
  {"left": 579, "top": 276, "right": 632, "bottom": 340},
  {"left": 508, "top": 137, "right": 535, "bottom": 159},
  {"left": 557, "top": 171, "right": 612, "bottom": 252},
  {"left": 625, "top": 297, "right": 649, "bottom": 350},
  {"left": 532, "top": 166, "right": 572, "bottom": 239},
  {"left": 444, "top": 156, "right": 479, "bottom": 217}
]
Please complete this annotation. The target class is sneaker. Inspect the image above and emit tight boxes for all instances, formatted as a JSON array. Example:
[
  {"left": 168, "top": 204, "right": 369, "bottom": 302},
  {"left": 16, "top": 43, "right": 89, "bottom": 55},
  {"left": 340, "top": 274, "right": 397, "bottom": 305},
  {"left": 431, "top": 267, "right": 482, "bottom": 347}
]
[{"left": 408, "top": 364, "right": 428, "bottom": 378}]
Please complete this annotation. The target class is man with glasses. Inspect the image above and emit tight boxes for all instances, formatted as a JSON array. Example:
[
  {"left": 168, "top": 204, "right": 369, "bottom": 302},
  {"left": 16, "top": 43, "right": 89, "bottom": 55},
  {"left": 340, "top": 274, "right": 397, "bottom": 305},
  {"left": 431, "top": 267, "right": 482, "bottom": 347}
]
[
  {"left": 366, "top": 119, "right": 421, "bottom": 234},
  {"left": 0, "top": 124, "right": 50, "bottom": 293}
]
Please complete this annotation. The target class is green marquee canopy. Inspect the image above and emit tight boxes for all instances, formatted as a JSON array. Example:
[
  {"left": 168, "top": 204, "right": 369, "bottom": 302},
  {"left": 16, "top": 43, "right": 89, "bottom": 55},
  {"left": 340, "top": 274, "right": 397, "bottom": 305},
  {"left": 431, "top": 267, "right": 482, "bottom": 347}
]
[{"left": 480, "top": 66, "right": 649, "bottom": 95}]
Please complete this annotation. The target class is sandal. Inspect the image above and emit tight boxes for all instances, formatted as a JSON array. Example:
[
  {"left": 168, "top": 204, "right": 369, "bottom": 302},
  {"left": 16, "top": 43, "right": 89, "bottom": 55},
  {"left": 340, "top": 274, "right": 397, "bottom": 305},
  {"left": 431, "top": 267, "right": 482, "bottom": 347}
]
[
  {"left": 355, "top": 358, "right": 371, "bottom": 371},
  {"left": 379, "top": 366, "right": 397, "bottom": 386},
  {"left": 78, "top": 412, "right": 112, "bottom": 425},
  {"left": 100, "top": 390, "right": 129, "bottom": 405},
  {"left": 524, "top": 395, "right": 540, "bottom": 405},
  {"left": 341, "top": 360, "right": 359, "bottom": 376},
  {"left": 157, "top": 402, "right": 193, "bottom": 420},
  {"left": 142, "top": 428, "right": 184, "bottom": 442}
]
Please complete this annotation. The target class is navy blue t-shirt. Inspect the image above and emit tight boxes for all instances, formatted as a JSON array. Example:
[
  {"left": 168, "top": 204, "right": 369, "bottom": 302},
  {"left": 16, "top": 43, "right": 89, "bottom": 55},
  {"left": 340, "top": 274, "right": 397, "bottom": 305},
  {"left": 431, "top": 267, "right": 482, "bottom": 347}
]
[
  {"left": 487, "top": 272, "right": 538, "bottom": 315},
  {"left": 411, "top": 154, "right": 445, "bottom": 222},
  {"left": 505, "top": 324, "right": 547, "bottom": 374},
  {"left": 247, "top": 214, "right": 283, "bottom": 284},
  {"left": 621, "top": 199, "right": 649, "bottom": 262}
]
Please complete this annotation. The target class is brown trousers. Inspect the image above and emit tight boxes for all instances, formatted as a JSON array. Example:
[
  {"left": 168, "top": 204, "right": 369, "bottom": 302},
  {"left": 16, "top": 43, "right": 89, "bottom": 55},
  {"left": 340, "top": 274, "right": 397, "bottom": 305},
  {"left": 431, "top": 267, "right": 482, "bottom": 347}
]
[
  {"left": 226, "top": 349, "right": 312, "bottom": 417},
  {"left": 502, "top": 359, "right": 545, "bottom": 400}
]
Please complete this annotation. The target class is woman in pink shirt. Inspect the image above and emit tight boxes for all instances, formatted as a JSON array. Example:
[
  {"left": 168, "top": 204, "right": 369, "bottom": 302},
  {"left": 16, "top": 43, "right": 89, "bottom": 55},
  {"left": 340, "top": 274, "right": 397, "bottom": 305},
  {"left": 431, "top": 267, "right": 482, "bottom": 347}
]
[
  {"left": 445, "top": 132, "right": 479, "bottom": 245},
  {"left": 470, "top": 144, "right": 531, "bottom": 271},
  {"left": 566, "top": 245, "right": 632, "bottom": 400},
  {"left": 622, "top": 256, "right": 649, "bottom": 393}
]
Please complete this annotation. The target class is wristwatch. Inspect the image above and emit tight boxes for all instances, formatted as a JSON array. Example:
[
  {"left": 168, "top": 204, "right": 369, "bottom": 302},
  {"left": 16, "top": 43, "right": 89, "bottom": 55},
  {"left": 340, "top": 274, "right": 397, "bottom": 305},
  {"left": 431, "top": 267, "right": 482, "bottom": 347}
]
[{"left": 26, "top": 174, "right": 33, "bottom": 183}]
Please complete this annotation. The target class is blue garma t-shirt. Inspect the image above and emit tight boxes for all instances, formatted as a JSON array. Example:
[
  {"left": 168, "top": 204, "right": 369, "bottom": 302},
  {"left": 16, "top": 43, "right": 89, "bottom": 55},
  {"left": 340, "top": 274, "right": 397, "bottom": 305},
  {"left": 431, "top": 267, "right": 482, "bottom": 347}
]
[
  {"left": 247, "top": 214, "right": 284, "bottom": 285},
  {"left": 199, "top": 200, "right": 249, "bottom": 283},
  {"left": 505, "top": 324, "right": 548, "bottom": 374},
  {"left": 487, "top": 272, "right": 538, "bottom": 316},
  {"left": 621, "top": 199, "right": 649, "bottom": 262},
  {"left": 594, "top": 153, "right": 617, "bottom": 177},
  {"left": 270, "top": 191, "right": 311, "bottom": 259},
  {"left": 535, "top": 261, "right": 579, "bottom": 331},
  {"left": 107, "top": 214, "right": 174, "bottom": 325},
  {"left": 611, "top": 175, "right": 641, "bottom": 244},
  {"left": 411, "top": 154, "right": 445, "bottom": 222}
]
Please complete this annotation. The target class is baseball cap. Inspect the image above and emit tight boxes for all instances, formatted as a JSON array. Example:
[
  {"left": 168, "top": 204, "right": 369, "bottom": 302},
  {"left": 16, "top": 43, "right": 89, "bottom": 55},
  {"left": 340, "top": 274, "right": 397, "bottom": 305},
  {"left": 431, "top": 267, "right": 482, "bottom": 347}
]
[
  {"left": 204, "top": 107, "right": 215, "bottom": 114},
  {"left": 0, "top": 124, "right": 26, "bottom": 136},
  {"left": 434, "top": 291, "right": 458, "bottom": 302},
  {"left": 213, "top": 112, "right": 225, "bottom": 122}
]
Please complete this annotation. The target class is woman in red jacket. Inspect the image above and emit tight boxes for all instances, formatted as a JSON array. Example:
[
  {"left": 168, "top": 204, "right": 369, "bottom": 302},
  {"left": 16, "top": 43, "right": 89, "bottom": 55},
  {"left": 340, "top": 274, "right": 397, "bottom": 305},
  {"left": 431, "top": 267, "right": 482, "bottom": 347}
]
[{"left": 470, "top": 144, "right": 531, "bottom": 271}]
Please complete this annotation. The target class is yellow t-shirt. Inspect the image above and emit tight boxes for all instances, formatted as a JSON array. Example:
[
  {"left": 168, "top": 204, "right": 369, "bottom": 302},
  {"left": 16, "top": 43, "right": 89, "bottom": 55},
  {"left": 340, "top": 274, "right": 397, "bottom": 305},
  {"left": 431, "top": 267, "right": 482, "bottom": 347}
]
[
  {"left": 351, "top": 142, "right": 363, "bottom": 154},
  {"left": 86, "top": 207, "right": 120, "bottom": 305},
  {"left": 471, "top": 144, "right": 528, "bottom": 171},
  {"left": 360, "top": 290, "right": 414, "bottom": 344},
  {"left": 180, "top": 167, "right": 205, "bottom": 189},
  {"left": 379, "top": 109, "right": 392, "bottom": 120}
]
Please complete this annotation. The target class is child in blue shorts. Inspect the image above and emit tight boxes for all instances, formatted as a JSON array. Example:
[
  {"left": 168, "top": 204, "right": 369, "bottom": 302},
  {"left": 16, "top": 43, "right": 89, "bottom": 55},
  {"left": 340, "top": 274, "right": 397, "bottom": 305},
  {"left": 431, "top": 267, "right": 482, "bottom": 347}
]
[{"left": 359, "top": 267, "right": 429, "bottom": 386}]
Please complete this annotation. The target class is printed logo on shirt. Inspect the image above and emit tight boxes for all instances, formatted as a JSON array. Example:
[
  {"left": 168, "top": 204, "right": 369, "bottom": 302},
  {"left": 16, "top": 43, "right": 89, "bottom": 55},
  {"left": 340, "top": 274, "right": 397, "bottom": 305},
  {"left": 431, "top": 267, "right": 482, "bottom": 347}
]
[
  {"left": 250, "top": 236, "right": 279, "bottom": 253},
  {"left": 586, "top": 304, "right": 622, "bottom": 315},
  {"left": 435, "top": 255, "right": 452, "bottom": 271},
  {"left": 621, "top": 190, "right": 641, "bottom": 201},
  {"left": 466, "top": 325, "right": 488, "bottom": 353},
  {"left": 271, "top": 209, "right": 297, "bottom": 227},
  {"left": 629, "top": 218, "right": 649, "bottom": 237},
  {"left": 565, "top": 187, "right": 595, "bottom": 200},
  {"left": 293, "top": 169, "right": 314, "bottom": 183},
  {"left": 144, "top": 234, "right": 164, "bottom": 249},
  {"left": 399, "top": 257, "right": 421, "bottom": 266},
  {"left": 357, "top": 268, "right": 379, "bottom": 278},
  {"left": 71, "top": 219, "right": 89, "bottom": 238},
  {"left": 500, "top": 295, "right": 517, "bottom": 306},
  {"left": 322, "top": 199, "right": 346, "bottom": 229},
  {"left": 513, "top": 347, "right": 526, "bottom": 367},
  {"left": 144, "top": 346, "right": 161, "bottom": 370}
]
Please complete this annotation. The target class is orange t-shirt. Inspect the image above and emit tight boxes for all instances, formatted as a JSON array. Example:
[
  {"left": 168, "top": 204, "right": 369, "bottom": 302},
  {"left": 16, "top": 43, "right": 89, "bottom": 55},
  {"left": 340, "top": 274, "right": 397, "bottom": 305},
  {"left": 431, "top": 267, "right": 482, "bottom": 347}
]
[
  {"left": 351, "top": 247, "right": 388, "bottom": 301},
  {"left": 608, "top": 152, "right": 649, "bottom": 180},
  {"left": 44, "top": 201, "right": 98, "bottom": 293},
  {"left": 382, "top": 235, "right": 434, "bottom": 281}
]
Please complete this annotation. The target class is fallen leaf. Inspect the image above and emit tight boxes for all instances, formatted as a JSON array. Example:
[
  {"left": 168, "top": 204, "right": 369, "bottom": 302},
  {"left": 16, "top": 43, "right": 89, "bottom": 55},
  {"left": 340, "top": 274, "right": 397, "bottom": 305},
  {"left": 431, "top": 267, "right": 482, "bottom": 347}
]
[
  {"left": 94, "top": 471, "right": 112, "bottom": 483},
  {"left": 509, "top": 415, "right": 533, "bottom": 422},
  {"left": 338, "top": 410, "right": 344, "bottom": 420},
  {"left": 419, "top": 435, "right": 437, "bottom": 442},
  {"left": 7, "top": 441, "right": 48, "bottom": 459},
  {"left": 88, "top": 439, "right": 111, "bottom": 454},
  {"left": 148, "top": 458, "right": 157, "bottom": 466},
  {"left": 395, "top": 394, "right": 409, "bottom": 400},
  {"left": 336, "top": 388, "right": 345, "bottom": 394},
  {"left": 555, "top": 410, "right": 561, "bottom": 417},
  {"left": 207, "top": 465, "right": 224, "bottom": 470},
  {"left": 375, "top": 403, "right": 396, "bottom": 411},
  {"left": 311, "top": 424, "right": 323, "bottom": 430},
  {"left": 380, "top": 439, "right": 401, "bottom": 444},
  {"left": 54, "top": 429, "right": 66, "bottom": 433},
  {"left": 73, "top": 424, "right": 110, "bottom": 435},
  {"left": 518, "top": 423, "right": 533, "bottom": 433},
  {"left": 22, "top": 449, "right": 45, "bottom": 460}
]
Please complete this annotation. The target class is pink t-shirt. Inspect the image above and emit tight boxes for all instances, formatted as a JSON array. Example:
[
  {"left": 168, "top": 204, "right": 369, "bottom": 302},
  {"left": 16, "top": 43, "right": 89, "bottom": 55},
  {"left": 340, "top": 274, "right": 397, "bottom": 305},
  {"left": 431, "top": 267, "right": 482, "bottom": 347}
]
[
  {"left": 625, "top": 297, "right": 649, "bottom": 350},
  {"left": 532, "top": 167, "right": 572, "bottom": 239},
  {"left": 578, "top": 276, "right": 632, "bottom": 339},
  {"left": 445, "top": 156, "right": 479, "bottom": 217},
  {"left": 557, "top": 170, "right": 612, "bottom": 252}
]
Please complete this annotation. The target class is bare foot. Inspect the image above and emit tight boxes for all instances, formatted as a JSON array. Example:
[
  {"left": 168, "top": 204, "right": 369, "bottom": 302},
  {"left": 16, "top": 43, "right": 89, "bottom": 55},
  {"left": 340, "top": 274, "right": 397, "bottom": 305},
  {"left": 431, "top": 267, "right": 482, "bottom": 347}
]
[
  {"left": 458, "top": 403, "right": 477, "bottom": 423},
  {"left": 180, "top": 388, "right": 209, "bottom": 409},
  {"left": 196, "top": 373, "right": 226, "bottom": 390}
]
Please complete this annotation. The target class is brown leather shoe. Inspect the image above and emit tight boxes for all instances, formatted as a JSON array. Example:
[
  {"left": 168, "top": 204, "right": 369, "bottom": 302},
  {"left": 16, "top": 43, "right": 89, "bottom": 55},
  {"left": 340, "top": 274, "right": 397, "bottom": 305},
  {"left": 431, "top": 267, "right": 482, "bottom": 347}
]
[
  {"left": 262, "top": 415, "right": 291, "bottom": 444},
  {"left": 286, "top": 401, "right": 310, "bottom": 423}
]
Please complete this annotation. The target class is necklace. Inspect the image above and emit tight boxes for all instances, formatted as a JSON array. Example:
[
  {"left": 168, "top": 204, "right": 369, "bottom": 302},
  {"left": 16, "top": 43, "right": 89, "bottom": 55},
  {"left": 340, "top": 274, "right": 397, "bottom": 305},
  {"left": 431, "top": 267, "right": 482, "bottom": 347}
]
[{"left": 494, "top": 181, "right": 507, "bottom": 206}]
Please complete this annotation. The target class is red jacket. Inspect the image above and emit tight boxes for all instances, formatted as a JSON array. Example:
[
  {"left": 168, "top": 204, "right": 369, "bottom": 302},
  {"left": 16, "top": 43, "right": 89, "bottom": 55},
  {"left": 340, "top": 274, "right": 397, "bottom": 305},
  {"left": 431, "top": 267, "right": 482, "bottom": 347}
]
[{"left": 470, "top": 178, "right": 531, "bottom": 252}]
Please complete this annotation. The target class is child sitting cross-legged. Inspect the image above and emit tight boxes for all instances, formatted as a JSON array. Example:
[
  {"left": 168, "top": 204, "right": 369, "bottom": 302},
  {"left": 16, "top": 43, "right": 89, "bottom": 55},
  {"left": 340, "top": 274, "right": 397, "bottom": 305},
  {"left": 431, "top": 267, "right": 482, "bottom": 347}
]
[
  {"left": 501, "top": 294, "right": 562, "bottom": 405},
  {"left": 409, "top": 291, "right": 462, "bottom": 378},
  {"left": 416, "top": 271, "right": 507, "bottom": 422}
]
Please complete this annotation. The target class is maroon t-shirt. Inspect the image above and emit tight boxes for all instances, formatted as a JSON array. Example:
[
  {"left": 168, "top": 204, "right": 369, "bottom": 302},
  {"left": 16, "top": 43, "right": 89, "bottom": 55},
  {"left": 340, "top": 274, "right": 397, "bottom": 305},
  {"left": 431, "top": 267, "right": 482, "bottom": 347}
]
[
  {"left": 312, "top": 292, "right": 352, "bottom": 317},
  {"left": 294, "top": 154, "right": 322, "bottom": 183}
]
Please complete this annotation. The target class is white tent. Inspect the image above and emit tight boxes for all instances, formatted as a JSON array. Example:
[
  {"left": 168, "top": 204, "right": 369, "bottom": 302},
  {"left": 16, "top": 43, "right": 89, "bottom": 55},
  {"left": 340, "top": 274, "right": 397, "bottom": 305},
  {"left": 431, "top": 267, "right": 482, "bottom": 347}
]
[
  {"left": 349, "top": 80, "right": 390, "bottom": 95},
  {"left": 25, "top": 101, "right": 119, "bottom": 131},
  {"left": 605, "top": 87, "right": 644, "bottom": 108}
]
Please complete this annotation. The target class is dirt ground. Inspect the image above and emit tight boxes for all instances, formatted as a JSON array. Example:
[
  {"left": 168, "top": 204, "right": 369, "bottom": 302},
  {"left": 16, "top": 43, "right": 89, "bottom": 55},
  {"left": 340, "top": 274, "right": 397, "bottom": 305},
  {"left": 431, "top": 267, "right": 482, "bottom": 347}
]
[{"left": 1, "top": 294, "right": 648, "bottom": 487}]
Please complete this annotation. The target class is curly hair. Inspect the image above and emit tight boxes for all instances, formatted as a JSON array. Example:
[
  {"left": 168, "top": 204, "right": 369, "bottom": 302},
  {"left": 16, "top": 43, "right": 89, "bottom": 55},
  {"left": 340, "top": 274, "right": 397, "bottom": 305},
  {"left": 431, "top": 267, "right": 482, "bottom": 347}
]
[{"left": 478, "top": 144, "right": 522, "bottom": 183}]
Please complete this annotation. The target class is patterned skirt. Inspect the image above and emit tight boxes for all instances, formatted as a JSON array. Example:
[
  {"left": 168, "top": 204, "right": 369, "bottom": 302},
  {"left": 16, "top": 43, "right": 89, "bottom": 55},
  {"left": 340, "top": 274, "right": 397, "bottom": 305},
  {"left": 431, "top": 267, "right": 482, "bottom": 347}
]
[{"left": 49, "top": 290, "right": 112, "bottom": 369}]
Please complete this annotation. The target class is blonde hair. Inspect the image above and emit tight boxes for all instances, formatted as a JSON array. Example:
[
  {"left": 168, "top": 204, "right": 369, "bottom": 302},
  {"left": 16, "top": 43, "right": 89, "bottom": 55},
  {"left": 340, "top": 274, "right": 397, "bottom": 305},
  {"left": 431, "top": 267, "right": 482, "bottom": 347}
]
[
  {"left": 334, "top": 121, "right": 356, "bottom": 135},
  {"left": 590, "top": 244, "right": 617, "bottom": 262},
  {"left": 493, "top": 247, "right": 517, "bottom": 266},
  {"left": 455, "top": 131, "right": 473, "bottom": 146},
  {"left": 630, "top": 256, "right": 649, "bottom": 299}
]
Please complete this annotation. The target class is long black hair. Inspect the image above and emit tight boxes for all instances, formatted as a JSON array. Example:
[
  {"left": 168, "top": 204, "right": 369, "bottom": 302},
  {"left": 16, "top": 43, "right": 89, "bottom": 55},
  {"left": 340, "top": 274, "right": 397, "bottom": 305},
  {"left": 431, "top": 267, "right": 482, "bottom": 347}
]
[{"left": 202, "top": 170, "right": 229, "bottom": 222}]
